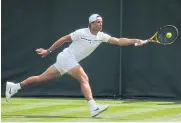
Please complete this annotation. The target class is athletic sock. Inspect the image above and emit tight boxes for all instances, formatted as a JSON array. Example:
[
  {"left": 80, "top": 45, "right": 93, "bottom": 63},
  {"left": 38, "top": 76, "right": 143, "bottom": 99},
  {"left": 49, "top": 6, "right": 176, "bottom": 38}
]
[{"left": 88, "top": 99, "right": 98, "bottom": 110}]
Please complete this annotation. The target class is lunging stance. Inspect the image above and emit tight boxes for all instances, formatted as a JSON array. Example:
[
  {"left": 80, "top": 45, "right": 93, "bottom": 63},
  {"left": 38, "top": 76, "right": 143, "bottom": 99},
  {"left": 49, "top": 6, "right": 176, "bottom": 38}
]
[{"left": 6, "top": 14, "right": 147, "bottom": 117}]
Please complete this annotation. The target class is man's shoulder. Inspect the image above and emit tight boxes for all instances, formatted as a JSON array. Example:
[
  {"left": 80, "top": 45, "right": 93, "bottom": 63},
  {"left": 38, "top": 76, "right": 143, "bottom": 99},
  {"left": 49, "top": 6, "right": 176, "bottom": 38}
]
[
  {"left": 98, "top": 31, "right": 111, "bottom": 36},
  {"left": 71, "top": 28, "right": 87, "bottom": 35},
  {"left": 98, "top": 31, "right": 107, "bottom": 34},
  {"left": 74, "top": 28, "right": 90, "bottom": 36},
  {"left": 75, "top": 28, "right": 88, "bottom": 32},
  {"left": 98, "top": 31, "right": 106, "bottom": 36}
]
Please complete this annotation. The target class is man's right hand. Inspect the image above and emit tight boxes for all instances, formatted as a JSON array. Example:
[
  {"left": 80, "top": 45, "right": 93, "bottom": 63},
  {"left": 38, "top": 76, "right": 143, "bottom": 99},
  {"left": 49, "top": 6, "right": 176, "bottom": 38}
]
[{"left": 35, "top": 48, "right": 49, "bottom": 58}]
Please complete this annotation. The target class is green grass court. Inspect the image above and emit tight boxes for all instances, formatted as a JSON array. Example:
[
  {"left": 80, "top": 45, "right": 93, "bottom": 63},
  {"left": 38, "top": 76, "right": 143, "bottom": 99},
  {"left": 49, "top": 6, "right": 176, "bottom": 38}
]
[{"left": 1, "top": 98, "right": 181, "bottom": 122}]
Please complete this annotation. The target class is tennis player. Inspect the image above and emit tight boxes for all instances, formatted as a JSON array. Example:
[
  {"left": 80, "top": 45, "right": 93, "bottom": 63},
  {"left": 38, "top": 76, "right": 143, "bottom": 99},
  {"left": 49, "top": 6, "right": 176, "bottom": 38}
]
[{"left": 5, "top": 14, "right": 147, "bottom": 117}]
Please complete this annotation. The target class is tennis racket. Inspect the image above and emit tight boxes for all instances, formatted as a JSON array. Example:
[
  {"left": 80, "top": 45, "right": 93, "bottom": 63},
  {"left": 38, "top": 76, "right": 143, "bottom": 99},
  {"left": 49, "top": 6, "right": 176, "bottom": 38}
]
[{"left": 135, "top": 25, "right": 179, "bottom": 46}]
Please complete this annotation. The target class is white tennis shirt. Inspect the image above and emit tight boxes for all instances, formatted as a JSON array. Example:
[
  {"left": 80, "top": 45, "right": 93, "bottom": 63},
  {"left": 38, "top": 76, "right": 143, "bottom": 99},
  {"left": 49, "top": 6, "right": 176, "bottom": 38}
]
[{"left": 62, "top": 28, "right": 111, "bottom": 62}]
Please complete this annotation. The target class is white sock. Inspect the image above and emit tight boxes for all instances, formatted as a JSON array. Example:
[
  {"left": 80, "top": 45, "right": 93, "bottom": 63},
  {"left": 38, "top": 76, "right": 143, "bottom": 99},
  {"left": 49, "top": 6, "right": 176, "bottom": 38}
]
[
  {"left": 14, "top": 83, "right": 21, "bottom": 90},
  {"left": 88, "top": 99, "right": 98, "bottom": 110}
]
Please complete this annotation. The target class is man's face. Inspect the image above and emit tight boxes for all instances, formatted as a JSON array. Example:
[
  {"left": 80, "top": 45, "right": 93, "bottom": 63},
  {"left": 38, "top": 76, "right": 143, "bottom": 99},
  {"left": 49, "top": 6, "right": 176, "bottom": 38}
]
[{"left": 92, "top": 17, "right": 103, "bottom": 31}]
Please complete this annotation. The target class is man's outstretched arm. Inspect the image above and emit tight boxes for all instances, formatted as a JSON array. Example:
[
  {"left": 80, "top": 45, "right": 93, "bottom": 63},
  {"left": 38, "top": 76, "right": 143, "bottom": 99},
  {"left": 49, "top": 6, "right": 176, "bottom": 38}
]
[
  {"left": 107, "top": 37, "right": 146, "bottom": 46},
  {"left": 47, "top": 35, "right": 72, "bottom": 52},
  {"left": 36, "top": 35, "right": 72, "bottom": 57}
]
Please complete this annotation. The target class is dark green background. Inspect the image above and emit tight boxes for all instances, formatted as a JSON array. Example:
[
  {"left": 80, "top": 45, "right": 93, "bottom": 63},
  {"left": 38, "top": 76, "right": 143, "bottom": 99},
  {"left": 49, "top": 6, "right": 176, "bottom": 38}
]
[{"left": 2, "top": 0, "right": 181, "bottom": 99}]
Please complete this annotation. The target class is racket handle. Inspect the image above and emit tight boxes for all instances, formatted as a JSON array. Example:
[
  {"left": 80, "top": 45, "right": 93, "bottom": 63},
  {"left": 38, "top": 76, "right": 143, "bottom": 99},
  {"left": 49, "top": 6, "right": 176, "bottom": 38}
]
[{"left": 134, "top": 40, "right": 148, "bottom": 46}]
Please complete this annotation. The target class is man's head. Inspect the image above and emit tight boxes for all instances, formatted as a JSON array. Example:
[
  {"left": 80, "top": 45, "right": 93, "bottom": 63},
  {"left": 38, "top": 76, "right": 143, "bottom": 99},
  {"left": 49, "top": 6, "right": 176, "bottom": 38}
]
[{"left": 89, "top": 14, "right": 103, "bottom": 32}]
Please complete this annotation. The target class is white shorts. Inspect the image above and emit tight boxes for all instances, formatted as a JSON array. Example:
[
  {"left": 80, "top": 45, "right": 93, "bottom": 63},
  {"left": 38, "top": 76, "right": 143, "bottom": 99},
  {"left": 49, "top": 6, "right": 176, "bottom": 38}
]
[{"left": 54, "top": 51, "right": 79, "bottom": 75}]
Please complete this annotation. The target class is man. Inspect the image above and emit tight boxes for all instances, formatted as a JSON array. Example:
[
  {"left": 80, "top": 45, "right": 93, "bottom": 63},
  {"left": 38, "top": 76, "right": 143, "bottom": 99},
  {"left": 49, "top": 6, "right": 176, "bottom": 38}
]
[{"left": 5, "top": 14, "right": 147, "bottom": 117}]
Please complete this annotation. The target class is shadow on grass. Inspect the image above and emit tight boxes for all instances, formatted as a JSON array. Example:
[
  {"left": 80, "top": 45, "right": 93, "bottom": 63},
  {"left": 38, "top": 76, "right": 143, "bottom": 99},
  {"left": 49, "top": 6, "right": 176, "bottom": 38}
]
[
  {"left": 2, "top": 114, "right": 130, "bottom": 120},
  {"left": 121, "top": 98, "right": 181, "bottom": 105},
  {"left": 2, "top": 115, "right": 89, "bottom": 119},
  {"left": 157, "top": 101, "right": 181, "bottom": 105}
]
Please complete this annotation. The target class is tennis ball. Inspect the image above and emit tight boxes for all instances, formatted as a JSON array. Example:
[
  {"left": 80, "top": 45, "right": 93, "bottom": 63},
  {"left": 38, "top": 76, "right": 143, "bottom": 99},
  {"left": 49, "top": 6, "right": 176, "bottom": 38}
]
[{"left": 166, "top": 32, "right": 172, "bottom": 38}]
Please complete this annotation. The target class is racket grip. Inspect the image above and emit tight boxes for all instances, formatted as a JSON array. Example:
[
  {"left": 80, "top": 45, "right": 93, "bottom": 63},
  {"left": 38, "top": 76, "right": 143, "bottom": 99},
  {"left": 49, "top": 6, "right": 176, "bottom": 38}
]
[
  {"left": 134, "top": 42, "right": 140, "bottom": 46},
  {"left": 134, "top": 40, "right": 148, "bottom": 46}
]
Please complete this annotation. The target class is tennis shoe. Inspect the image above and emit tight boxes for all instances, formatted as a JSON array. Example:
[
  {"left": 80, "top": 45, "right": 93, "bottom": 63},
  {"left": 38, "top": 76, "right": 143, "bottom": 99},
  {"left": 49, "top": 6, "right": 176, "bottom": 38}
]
[
  {"left": 6, "top": 82, "right": 18, "bottom": 102},
  {"left": 90, "top": 104, "right": 109, "bottom": 117}
]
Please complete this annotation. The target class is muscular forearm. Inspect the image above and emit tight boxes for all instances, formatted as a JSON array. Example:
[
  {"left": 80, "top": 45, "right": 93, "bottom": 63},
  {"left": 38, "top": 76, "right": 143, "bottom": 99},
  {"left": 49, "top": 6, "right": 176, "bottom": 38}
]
[
  {"left": 118, "top": 38, "right": 140, "bottom": 46},
  {"left": 108, "top": 37, "right": 141, "bottom": 46},
  {"left": 48, "top": 35, "right": 71, "bottom": 52}
]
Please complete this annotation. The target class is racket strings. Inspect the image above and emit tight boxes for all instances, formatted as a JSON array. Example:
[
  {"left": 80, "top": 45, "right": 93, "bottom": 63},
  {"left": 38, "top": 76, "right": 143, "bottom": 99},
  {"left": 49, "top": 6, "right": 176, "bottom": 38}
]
[{"left": 157, "top": 26, "right": 178, "bottom": 44}]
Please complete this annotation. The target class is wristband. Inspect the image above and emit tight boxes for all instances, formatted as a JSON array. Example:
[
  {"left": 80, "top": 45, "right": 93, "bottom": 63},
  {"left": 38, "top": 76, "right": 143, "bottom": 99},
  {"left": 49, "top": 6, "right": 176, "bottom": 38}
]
[{"left": 47, "top": 49, "right": 52, "bottom": 53}]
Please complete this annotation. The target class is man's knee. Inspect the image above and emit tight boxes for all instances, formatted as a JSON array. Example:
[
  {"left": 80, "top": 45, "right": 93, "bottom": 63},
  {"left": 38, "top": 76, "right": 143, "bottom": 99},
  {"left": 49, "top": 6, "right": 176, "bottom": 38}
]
[
  {"left": 38, "top": 74, "right": 53, "bottom": 81},
  {"left": 67, "top": 65, "right": 89, "bottom": 83},
  {"left": 79, "top": 75, "right": 89, "bottom": 84}
]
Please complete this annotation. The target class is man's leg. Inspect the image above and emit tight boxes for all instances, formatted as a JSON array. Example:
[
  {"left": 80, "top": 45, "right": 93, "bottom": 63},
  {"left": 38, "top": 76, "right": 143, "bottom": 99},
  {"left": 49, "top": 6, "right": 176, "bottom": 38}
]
[
  {"left": 6, "top": 65, "right": 61, "bottom": 101},
  {"left": 20, "top": 65, "right": 60, "bottom": 87},
  {"left": 67, "top": 65, "right": 109, "bottom": 117},
  {"left": 67, "top": 65, "right": 93, "bottom": 101}
]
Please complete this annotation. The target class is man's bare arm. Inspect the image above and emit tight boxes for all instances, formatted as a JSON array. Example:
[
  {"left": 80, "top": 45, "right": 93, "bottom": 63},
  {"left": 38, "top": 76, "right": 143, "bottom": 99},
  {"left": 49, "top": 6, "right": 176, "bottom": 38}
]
[
  {"left": 107, "top": 37, "right": 146, "bottom": 46},
  {"left": 48, "top": 34, "right": 72, "bottom": 52},
  {"left": 36, "top": 34, "right": 72, "bottom": 57}
]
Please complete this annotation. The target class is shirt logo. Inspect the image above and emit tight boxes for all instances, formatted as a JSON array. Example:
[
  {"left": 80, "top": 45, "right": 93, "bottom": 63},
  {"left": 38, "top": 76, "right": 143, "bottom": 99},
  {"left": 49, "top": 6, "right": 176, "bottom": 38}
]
[{"left": 81, "top": 37, "right": 103, "bottom": 42}]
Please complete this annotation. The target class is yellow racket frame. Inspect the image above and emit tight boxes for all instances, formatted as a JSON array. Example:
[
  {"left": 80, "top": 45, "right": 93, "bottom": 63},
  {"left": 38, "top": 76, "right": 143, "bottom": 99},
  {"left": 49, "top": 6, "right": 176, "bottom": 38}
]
[{"left": 148, "top": 32, "right": 160, "bottom": 43}]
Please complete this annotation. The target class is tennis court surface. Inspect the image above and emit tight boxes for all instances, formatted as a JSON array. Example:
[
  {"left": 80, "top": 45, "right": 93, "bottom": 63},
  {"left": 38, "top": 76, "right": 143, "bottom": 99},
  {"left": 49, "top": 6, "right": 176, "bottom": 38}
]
[{"left": 1, "top": 98, "right": 181, "bottom": 122}]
